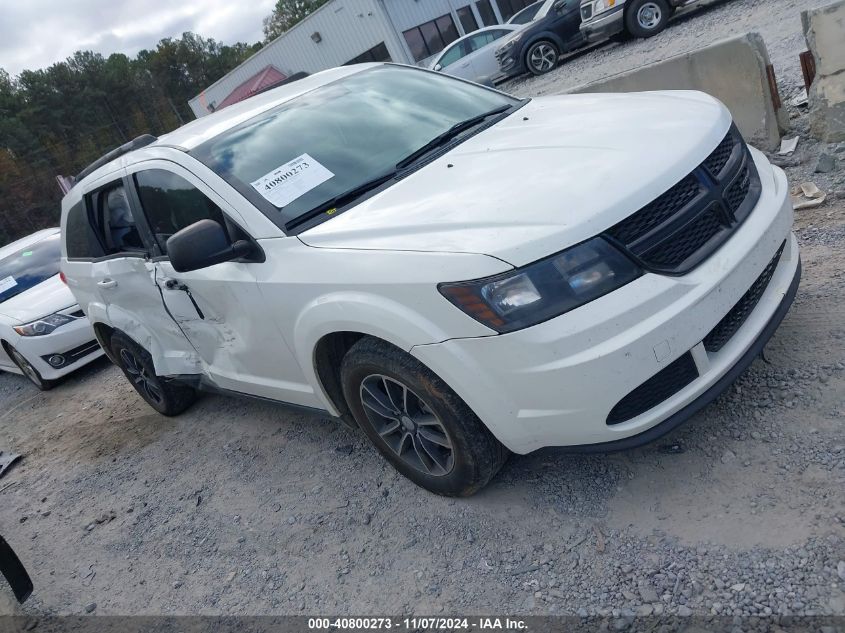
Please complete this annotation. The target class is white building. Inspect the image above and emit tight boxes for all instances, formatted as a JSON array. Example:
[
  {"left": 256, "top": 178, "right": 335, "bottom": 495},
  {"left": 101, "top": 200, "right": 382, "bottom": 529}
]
[{"left": 188, "top": 0, "right": 536, "bottom": 117}]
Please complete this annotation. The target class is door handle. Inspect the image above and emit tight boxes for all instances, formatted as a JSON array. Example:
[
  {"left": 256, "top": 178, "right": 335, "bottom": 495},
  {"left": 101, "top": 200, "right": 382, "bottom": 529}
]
[{"left": 97, "top": 278, "right": 118, "bottom": 289}]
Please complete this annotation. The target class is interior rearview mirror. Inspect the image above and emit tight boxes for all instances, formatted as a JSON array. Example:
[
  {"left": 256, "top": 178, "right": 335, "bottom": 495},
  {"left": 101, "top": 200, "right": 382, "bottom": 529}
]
[{"left": 166, "top": 219, "right": 253, "bottom": 273}]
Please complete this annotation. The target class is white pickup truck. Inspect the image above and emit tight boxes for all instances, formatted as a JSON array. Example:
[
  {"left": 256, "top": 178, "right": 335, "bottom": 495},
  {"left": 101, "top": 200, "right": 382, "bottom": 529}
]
[{"left": 579, "top": 0, "right": 699, "bottom": 41}]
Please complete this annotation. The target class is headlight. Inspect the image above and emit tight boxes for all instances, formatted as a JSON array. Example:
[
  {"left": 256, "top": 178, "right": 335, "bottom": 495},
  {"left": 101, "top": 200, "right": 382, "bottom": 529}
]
[
  {"left": 439, "top": 238, "right": 641, "bottom": 333},
  {"left": 13, "top": 313, "right": 76, "bottom": 337},
  {"left": 593, "top": 0, "right": 617, "bottom": 14}
]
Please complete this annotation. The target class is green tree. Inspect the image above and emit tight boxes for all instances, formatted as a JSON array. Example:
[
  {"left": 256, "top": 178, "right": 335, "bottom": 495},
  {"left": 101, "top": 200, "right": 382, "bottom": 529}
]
[
  {"left": 262, "top": 0, "right": 331, "bottom": 41},
  {"left": 0, "top": 31, "right": 260, "bottom": 244}
]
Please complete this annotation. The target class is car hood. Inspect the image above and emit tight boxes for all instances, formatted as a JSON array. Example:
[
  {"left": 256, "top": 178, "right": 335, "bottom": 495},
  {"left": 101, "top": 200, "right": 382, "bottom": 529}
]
[
  {"left": 299, "top": 91, "right": 733, "bottom": 267},
  {"left": 0, "top": 275, "right": 75, "bottom": 325}
]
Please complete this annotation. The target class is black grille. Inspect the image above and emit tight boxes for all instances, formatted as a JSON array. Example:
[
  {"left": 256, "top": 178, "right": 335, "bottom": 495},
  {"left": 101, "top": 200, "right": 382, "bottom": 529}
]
[
  {"left": 604, "top": 125, "right": 761, "bottom": 275},
  {"left": 703, "top": 241, "right": 785, "bottom": 353},
  {"left": 607, "top": 176, "right": 701, "bottom": 244},
  {"left": 641, "top": 206, "right": 724, "bottom": 267},
  {"left": 70, "top": 309, "right": 85, "bottom": 318},
  {"left": 703, "top": 133, "right": 734, "bottom": 177},
  {"left": 607, "top": 352, "right": 699, "bottom": 425},
  {"left": 724, "top": 164, "right": 751, "bottom": 214}
]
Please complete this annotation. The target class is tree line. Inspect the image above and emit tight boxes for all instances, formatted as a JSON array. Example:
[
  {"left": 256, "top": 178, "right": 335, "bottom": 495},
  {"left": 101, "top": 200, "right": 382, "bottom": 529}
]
[
  {"left": 0, "top": 0, "right": 336, "bottom": 245},
  {"left": 0, "top": 33, "right": 261, "bottom": 244}
]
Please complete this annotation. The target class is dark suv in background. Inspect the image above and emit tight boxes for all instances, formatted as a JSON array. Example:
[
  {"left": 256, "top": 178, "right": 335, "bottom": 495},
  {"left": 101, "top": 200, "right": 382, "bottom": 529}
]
[{"left": 494, "top": 0, "right": 585, "bottom": 77}]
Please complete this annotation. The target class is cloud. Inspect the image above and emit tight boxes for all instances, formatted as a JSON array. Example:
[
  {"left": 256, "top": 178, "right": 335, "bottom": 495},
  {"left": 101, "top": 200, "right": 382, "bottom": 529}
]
[{"left": 0, "top": 0, "right": 276, "bottom": 77}]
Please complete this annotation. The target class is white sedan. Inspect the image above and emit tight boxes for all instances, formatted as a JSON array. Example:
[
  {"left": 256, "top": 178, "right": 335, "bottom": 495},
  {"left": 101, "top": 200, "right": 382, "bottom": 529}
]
[
  {"left": 431, "top": 25, "right": 523, "bottom": 85},
  {"left": 0, "top": 228, "right": 103, "bottom": 389}
]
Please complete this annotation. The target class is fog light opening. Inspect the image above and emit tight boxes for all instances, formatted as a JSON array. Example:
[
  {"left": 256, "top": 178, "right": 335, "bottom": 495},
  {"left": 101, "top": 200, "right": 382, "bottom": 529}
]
[{"left": 48, "top": 354, "right": 66, "bottom": 368}]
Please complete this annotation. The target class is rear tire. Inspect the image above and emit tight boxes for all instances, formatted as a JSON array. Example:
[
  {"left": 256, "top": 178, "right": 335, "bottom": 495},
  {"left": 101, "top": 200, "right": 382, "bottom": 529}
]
[
  {"left": 7, "top": 344, "right": 55, "bottom": 391},
  {"left": 625, "top": 0, "right": 671, "bottom": 38},
  {"left": 110, "top": 332, "right": 197, "bottom": 416},
  {"left": 340, "top": 337, "right": 508, "bottom": 496},
  {"left": 525, "top": 40, "right": 560, "bottom": 75}
]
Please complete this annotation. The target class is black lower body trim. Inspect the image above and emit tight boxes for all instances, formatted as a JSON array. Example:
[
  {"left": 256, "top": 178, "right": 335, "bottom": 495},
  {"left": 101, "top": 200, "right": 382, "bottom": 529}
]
[
  {"left": 163, "top": 373, "right": 336, "bottom": 421},
  {"left": 558, "top": 257, "right": 801, "bottom": 454}
]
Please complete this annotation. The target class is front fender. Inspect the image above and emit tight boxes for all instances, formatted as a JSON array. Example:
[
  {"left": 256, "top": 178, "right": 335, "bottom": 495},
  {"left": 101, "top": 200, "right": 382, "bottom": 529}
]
[
  {"left": 293, "top": 292, "right": 468, "bottom": 412},
  {"left": 524, "top": 31, "right": 567, "bottom": 52}
]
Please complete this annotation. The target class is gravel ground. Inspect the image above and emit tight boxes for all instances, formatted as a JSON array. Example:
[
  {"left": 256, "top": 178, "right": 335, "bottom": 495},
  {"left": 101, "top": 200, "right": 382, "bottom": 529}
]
[{"left": 1, "top": 0, "right": 844, "bottom": 619}]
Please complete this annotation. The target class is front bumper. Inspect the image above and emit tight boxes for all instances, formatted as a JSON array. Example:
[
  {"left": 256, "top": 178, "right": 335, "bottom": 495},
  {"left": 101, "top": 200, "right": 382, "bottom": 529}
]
[
  {"left": 411, "top": 150, "right": 798, "bottom": 454},
  {"left": 495, "top": 48, "right": 525, "bottom": 79},
  {"left": 580, "top": 5, "right": 625, "bottom": 43},
  {"left": 6, "top": 313, "right": 104, "bottom": 380}
]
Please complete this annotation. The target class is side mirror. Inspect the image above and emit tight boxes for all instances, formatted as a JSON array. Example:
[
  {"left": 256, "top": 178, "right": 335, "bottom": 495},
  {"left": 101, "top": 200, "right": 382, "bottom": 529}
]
[
  {"left": 434, "top": 63, "right": 443, "bottom": 72},
  {"left": 166, "top": 219, "right": 253, "bottom": 273}
]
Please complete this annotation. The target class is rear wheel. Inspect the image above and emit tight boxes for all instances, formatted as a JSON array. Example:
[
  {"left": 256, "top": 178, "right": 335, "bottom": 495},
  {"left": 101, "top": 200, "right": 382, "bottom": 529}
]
[
  {"left": 7, "top": 344, "right": 55, "bottom": 391},
  {"left": 340, "top": 337, "right": 508, "bottom": 496},
  {"left": 625, "top": 0, "right": 671, "bottom": 38},
  {"left": 525, "top": 40, "right": 560, "bottom": 75},
  {"left": 110, "top": 332, "right": 197, "bottom": 416}
]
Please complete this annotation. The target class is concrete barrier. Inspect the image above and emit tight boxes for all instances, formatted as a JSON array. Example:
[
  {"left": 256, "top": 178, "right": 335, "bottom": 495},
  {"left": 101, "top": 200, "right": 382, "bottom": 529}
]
[
  {"left": 802, "top": 0, "right": 845, "bottom": 142},
  {"left": 565, "top": 33, "right": 788, "bottom": 151}
]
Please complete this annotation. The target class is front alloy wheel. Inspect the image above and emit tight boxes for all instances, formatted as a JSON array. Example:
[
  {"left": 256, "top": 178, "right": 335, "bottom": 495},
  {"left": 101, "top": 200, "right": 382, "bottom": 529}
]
[
  {"left": 8, "top": 345, "right": 54, "bottom": 390},
  {"left": 340, "top": 337, "right": 508, "bottom": 496},
  {"left": 359, "top": 374, "right": 454, "bottom": 476},
  {"left": 526, "top": 41, "right": 559, "bottom": 75}
]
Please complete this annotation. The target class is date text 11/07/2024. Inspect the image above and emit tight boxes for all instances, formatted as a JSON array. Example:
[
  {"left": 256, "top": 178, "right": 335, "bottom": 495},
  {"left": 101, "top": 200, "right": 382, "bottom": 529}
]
[{"left": 307, "top": 617, "right": 528, "bottom": 630}]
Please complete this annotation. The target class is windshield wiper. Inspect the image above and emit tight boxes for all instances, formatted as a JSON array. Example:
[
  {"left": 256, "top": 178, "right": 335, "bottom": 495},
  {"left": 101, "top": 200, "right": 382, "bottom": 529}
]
[
  {"left": 284, "top": 170, "right": 398, "bottom": 231},
  {"left": 395, "top": 104, "right": 512, "bottom": 170},
  {"left": 284, "top": 105, "right": 513, "bottom": 231}
]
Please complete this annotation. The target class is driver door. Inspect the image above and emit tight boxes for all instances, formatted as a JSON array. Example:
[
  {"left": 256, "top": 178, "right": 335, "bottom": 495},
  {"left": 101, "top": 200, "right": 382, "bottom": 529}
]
[{"left": 125, "top": 161, "right": 317, "bottom": 407}]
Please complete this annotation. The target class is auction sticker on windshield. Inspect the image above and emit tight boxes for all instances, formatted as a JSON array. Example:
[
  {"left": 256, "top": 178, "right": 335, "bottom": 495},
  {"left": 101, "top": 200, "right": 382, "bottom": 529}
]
[
  {"left": 250, "top": 154, "right": 334, "bottom": 208},
  {"left": 0, "top": 276, "right": 17, "bottom": 295}
]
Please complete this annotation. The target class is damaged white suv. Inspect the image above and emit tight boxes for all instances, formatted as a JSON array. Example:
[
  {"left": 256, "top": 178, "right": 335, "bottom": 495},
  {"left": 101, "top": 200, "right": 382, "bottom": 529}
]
[{"left": 61, "top": 63, "right": 800, "bottom": 496}]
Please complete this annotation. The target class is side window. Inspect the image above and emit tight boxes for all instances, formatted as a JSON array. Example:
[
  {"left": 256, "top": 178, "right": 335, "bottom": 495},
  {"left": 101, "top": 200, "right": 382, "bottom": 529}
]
[
  {"left": 488, "top": 29, "right": 512, "bottom": 42},
  {"left": 133, "top": 169, "right": 227, "bottom": 254},
  {"left": 438, "top": 42, "right": 466, "bottom": 67},
  {"left": 467, "top": 32, "right": 495, "bottom": 53},
  {"left": 89, "top": 183, "right": 146, "bottom": 255},
  {"left": 65, "top": 200, "right": 105, "bottom": 260}
]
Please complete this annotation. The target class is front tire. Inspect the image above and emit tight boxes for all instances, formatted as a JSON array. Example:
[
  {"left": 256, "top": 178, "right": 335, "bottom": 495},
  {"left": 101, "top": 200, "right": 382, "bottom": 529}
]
[
  {"left": 110, "top": 332, "right": 197, "bottom": 416},
  {"left": 525, "top": 40, "right": 560, "bottom": 75},
  {"left": 625, "top": 0, "right": 671, "bottom": 38},
  {"left": 340, "top": 337, "right": 508, "bottom": 496},
  {"left": 6, "top": 344, "right": 55, "bottom": 391}
]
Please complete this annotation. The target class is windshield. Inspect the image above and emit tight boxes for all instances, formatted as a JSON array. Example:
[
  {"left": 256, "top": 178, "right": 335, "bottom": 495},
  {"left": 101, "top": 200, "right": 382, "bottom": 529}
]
[
  {"left": 509, "top": 2, "right": 543, "bottom": 23},
  {"left": 193, "top": 65, "right": 520, "bottom": 232},
  {"left": 0, "top": 233, "right": 61, "bottom": 304}
]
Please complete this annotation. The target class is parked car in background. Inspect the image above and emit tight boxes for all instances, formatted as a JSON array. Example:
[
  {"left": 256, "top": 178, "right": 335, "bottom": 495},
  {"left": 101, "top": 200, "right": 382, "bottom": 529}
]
[
  {"left": 507, "top": 0, "right": 544, "bottom": 24},
  {"left": 431, "top": 24, "right": 522, "bottom": 85},
  {"left": 495, "top": 0, "right": 586, "bottom": 77},
  {"left": 0, "top": 229, "right": 103, "bottom": 390},
  {"left": 580, "top": 0, "right": 695, "bottom": 41},
  {"left": 62, "top": 63, "right": 799, "bottom": 496}
]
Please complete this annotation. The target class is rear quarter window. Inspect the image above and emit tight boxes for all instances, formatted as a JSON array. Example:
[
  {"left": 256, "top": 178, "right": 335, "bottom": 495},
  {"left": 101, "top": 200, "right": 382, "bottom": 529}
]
[{"left": 65, "top": 200, "right": 105, "bottom": 260}]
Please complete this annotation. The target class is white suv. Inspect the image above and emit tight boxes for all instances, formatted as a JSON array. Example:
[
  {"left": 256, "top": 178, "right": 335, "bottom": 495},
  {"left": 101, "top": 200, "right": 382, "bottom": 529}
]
[{"left": 60, "top": 63, "right": 800, "bottom": 496}]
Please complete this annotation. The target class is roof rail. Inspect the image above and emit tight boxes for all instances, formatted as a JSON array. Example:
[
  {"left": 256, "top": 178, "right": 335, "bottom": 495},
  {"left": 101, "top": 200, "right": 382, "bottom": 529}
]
[{"left": 73, "top": 134, "right": 158, "bottom": 184}]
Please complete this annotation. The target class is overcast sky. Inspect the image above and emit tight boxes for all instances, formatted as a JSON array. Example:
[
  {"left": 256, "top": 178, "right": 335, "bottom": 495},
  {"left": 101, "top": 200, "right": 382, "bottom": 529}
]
[{"left": 0, "top": 0, "right": 276, "bottom": 77}]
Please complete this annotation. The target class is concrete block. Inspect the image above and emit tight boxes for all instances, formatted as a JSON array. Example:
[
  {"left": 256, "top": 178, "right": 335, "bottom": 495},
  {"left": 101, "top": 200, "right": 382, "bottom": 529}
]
[
  {"left": 564, "top": 33, "right": 787, "bottom": 151},
  {"left": 802, "top": 0, "right": 845, "bottom": 143}
]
